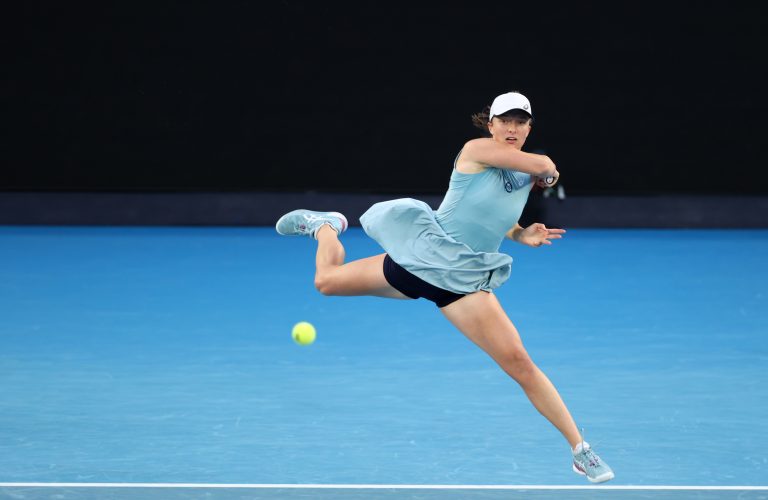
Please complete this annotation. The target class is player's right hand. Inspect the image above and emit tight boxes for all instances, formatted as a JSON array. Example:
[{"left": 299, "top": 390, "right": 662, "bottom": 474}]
[{"left": 535, "top": 170, "right": 559, "bottom": 188}]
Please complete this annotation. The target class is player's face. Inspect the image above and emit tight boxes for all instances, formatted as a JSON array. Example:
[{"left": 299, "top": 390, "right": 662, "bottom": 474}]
[{"left": 488, "top": 116, "right": 532, "bottom": 150}]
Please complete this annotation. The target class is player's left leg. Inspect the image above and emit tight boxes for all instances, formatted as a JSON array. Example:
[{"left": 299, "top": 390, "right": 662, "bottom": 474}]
[
  {"left": 314, "top": 226, "right": 408, "bottom": 298},
  {"left": 276, "top": 209, "right": 409, "bottom": 299}
]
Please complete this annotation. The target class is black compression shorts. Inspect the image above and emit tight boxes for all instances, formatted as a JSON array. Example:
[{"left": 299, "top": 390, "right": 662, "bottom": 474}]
[{"left": 382, "top": 254, "right": 465, "bottom": 308}]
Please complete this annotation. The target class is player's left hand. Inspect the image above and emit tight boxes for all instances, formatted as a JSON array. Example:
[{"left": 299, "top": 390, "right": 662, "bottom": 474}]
[{"left": 516, "top": 223, "right": 566, "bottom": 247}]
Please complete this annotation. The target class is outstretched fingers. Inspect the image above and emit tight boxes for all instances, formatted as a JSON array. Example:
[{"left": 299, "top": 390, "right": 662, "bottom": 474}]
[
  {"left": 534, "top": 226, "right": 565, "bottom": 246},
  {"left": 545, "top": 227, "right": 566, "bottom": 242}
]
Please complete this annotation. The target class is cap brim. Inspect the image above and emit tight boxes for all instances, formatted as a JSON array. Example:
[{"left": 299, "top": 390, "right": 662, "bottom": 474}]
[{"left": 492, "top": 107, "right": 532, "bottom": 118}]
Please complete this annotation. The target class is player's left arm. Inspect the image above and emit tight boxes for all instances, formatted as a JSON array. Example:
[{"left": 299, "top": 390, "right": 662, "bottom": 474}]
[{"left": 506, "top": 223, "right": 566, "bottom": 247}]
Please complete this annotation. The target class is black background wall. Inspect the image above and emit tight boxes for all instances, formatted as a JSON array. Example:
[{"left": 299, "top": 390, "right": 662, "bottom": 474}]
[{"left": 4, "top": 3, "right": 766, "bottom": 198}]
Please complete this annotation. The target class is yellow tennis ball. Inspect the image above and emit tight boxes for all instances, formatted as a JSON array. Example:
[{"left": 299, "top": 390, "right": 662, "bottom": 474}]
[{"left": 292, "top": 321, "right": 316, "bottom": 345}]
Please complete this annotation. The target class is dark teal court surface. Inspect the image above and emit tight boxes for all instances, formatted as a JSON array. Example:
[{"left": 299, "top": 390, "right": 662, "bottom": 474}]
[{"left": 1, "top": 227, "right": 766, "bottom": 498}]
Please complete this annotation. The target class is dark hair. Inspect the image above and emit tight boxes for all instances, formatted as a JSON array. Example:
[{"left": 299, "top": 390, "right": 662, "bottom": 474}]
[{"left": 471, "top": 101, "right": 534, "bottom": 136}]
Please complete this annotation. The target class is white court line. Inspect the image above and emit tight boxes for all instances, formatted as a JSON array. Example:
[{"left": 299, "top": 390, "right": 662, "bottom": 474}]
[{"left": 0, "top": 483, "right": 767, "bottom": 490}]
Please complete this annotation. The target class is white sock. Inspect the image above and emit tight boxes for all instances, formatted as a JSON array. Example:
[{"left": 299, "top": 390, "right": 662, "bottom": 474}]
[
  {"left": 573, "top": 441, "right": 590, "bottom": 454},
  {"left": 312, "top": 222, "right": 339, "bottom": 240}
]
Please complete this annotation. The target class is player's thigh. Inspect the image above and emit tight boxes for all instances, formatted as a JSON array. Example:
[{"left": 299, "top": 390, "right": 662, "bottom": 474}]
[
  {"left": 440, "top": 291, "right": 525, "bottom": 357},
  {"left": 324, "top": 253, "right": 410, "bottom": 299}
]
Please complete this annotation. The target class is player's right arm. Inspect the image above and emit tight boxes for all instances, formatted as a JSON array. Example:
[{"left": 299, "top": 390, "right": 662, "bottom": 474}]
[{"left": 457, "top": 138, "right": 557, "bottom": 176}]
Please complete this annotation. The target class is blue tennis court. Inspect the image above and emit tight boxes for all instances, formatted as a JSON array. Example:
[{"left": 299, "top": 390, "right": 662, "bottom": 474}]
[{"left": 1, "top": 226, "right": 766, "bottom": 499}]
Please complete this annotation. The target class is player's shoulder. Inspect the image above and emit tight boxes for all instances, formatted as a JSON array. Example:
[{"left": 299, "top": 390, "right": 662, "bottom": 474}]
[
  {"left": 462, "top": 137, "right": 493, "bottom": 150},
  {"left": 460, "top": 137, "right": 501, "bottom": 159},
  {"left": 456, "top": 139, "right": 491, "bottom": 174},
  {"left": 456, "top": 137, "right": 495, "bottom": 174}
]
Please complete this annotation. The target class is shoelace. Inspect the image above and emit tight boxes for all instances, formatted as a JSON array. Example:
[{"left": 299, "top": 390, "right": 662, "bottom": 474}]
[
  {"left": 581, "top": 448, "right": 601, "bottom": 468},
  {"left": 577, "top": 428, "right": 601, "bottom": 469},
  {"left": 303, "top": 213, "right": 326, "bottom": 223},
  {"left": 303, "top": 213, "right": 335, "bottom": 233}
]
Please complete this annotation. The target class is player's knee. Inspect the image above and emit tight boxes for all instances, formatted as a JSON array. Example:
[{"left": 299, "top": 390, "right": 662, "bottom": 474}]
[
  {"left": 314, "top": 273, "right": 337, "bottom": 296},
  {"left": 498, "top": 347, "right": 536, "bottom": 382}
]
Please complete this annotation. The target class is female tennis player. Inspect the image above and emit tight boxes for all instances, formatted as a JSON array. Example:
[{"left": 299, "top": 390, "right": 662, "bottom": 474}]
[{"left": 275, "top": 91, "right": 614, "bottom": 483}]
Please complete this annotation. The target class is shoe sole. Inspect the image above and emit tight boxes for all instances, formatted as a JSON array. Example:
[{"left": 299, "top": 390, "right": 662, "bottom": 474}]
[
  {"left": 573, "top": 464, "right": 615, "bottom": 483},
  {"left": 275, "top": 210, "right": 348, "bottom": 235}
]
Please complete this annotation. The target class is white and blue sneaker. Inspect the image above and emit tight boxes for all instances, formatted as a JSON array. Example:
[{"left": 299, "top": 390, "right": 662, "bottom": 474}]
[
  {"left": 275, "top": 209, "right": 348, "bottom": 240},
  {"left": 572, "top": 441, "right": 614, "bottom": 483}
]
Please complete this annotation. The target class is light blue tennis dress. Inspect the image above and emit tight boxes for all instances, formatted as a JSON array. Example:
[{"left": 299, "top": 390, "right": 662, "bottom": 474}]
[{"left": 360, "top": 158, "right": 533, "bottom": 294}]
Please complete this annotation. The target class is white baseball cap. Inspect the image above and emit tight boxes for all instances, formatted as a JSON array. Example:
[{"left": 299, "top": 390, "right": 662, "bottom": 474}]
[{"left": 489, "top": 92, "right": 532, "bottom": 120}]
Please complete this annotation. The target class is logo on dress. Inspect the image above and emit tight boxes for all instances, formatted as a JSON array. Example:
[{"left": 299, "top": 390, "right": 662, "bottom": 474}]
[{"left": 504, "top": 180, "right": 513, "bottom": 193}]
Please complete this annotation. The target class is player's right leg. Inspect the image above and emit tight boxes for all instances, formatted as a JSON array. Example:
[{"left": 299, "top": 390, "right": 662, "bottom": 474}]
[
  {"left": 440, "top": 290, "right": 614, "bottom": 483},
  {"left": 275, "top": 209, "right": 410, "bottom": 300},
  {"left": 439, "top": 290, "right": 583, "bottom": 447}
]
